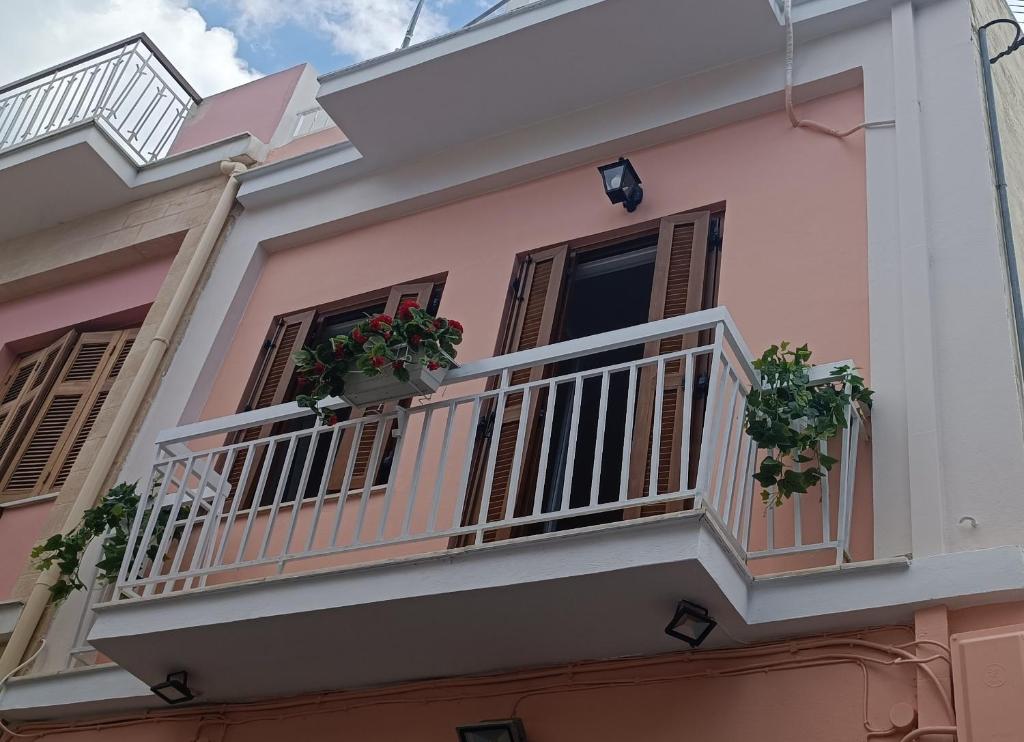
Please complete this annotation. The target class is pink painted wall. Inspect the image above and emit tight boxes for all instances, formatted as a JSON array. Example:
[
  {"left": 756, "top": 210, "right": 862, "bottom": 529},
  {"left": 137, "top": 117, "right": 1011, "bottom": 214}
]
[
  {"left": 264, "top": 126, "right": 348, "bottom": 164},
  {"left": 0, "top": 499, "right": 54, "bottom": 599},
  {"left": 195, "top": 88, "right": 871, "bottom": 576},
  {"left": 0, "top": 255, "right": 174, "bottom": 377},
  {"left": 20, "top": 628, "right": 922, "bottom": 741},
  {"left": 168, "top": 66, "right": 306, "bottom": 155}
]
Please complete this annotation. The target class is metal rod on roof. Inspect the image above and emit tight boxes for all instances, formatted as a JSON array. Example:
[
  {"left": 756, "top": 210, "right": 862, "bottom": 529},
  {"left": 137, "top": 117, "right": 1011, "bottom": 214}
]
[
  {"left": 464, "top": 0, "right": 514, "bottom": 28},
  {"left": 402, "top": 0, "right": 427, "bottom": 48}
]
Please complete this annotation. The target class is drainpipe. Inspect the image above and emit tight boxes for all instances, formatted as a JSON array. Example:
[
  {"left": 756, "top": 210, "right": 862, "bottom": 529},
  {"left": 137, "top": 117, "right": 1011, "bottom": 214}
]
[
  {"left": 0, "top": 160, "right": 247, "bottom": 678},
  {"left": 979, "top": 18, "right": 1024, "bottom": 381}
]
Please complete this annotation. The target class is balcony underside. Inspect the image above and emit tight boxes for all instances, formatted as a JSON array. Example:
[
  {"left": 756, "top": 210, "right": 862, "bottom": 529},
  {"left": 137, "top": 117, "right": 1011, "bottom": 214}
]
[
  {"left": 316, "top": 0, "right": 918, "bottom": 165},
  {"left": 0, "top": 126, "right": 262, "bottom": 241}
]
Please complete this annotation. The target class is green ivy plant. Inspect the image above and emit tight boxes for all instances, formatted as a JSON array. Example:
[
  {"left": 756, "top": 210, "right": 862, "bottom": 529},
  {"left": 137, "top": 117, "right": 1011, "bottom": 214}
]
[
  {"left": 31, "top": 481, "right": 185, "bottom": 602},
  {"left": 743, "top": 342, "right": 873, "bottom": 506}
]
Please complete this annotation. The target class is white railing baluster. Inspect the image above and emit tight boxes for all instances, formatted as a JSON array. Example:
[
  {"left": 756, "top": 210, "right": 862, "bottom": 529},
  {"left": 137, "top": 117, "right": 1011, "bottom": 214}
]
[
  {"left": 589, "top": 370, "right": 610, "bottom": 507},
  {"left": 694, "top": 326, "right": 726, "bottom": 506},
  {"left": 451, "top": 396, "right": 483, "bottom": 530},
  {"left": 377, "top": 410, "right": 409, "bottom": 541},
  {"left": 819, "top": 437, "right": 831, "bottom": 545},
  {"left": 210, "top": 443, "right": 257, "bottom": 569},
  {"left": 305, "top": 423, "right": 344, "bottom": 552},
  {"left": 402, "top": 408, "right": 434, "bottom": 538},
  {"left": 428, "top": 401, "right": 458, "bottom": 533},
  {"left": 477, "top": 371, "right": 510, "bottom": 527},
  {"left": 257, "top": 435, "right": 298, "bottom": 560},
  {"left": 235, "top": 439, "right": 279, "bottom": 563},
  {"left": 712, "top": 371, "right": 741, "bottom": 510},
  {"left": 619, "top": 364, "right": 638, "bottom": 502},
  {"left": 353, "top": 416, "right": 391, "bottom": 544},
  {"left": 532, "top": 380, "right": 557, "bottom": 515},
  {"left": 329, "top": 419, "right": 368, "bottom": 547},
  {"left": 559, "top": 375, "right": 584, "bottom": 512},
  {"left": 648, "top": 358, "right": 666, "bottom": 500},
  {"left": 504, "top": 386, "right": 532, "bottom": 521},
  {"left": 282, "top": 427, "right": 325, "bottom": 560}
]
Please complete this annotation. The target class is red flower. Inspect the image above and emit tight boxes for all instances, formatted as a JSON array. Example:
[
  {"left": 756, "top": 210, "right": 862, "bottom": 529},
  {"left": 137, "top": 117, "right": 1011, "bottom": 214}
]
[
  {"left": 448, "top": 319, "right": 464, "bottom": 334},
  {"left": 371, "top": 356, "right": 387, "bottom": 368},
  {"left": 433, "top": 318, "right": 444, "bottom": 330},
  {"left": 409, "top": 334, "right": 423, "bottom": 348},
  {"left": 383, "top": 331, "right": 392, "bottom": 340},
  {"left": 378, "top": 314, "right": 393, "bottom": 325},
  {"left": 392, "top": 360, "right": 405, "bottom": 370},
  {"left": 427, "top": 360, "right": 441, "bottom": 371},
  {"left": 296, "top": 375, "right": 310, "bottom": 390},
  {"left": 398, "top": 299, "right": 419, "bottom": 320},
  {"left": 326, "top": 413, "right": 339, "bottom": 426},
  {"left": 352, "top": 328, "right": 367, "bottom": 344},
  {"left": 312, "top": 361, "right": 326, "bottom": 375},
  {"left": 369, "top": 318, "right": 383, "bottom": 332},
  {"left": 333, "top": 344, "right": 346, "bottom": 359}
]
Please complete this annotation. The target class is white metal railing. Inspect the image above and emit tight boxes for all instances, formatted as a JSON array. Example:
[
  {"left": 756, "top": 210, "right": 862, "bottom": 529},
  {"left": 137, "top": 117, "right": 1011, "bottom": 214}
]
[
  {"left": 114, "top": 308, "right": 865, "bottom": 598},
  {"left": 0, "top": 34, "right": 200, "bottom": 164}
]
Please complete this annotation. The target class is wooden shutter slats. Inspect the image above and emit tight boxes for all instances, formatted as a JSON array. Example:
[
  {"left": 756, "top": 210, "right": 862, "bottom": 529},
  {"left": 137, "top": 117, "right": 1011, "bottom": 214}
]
[
  {"left": 2, "top": 365, "right": 34, "bottom": 404},
  {"left": 0, "top": 331, "right": 78, "bottom": 483},
  {"left": 0, "top": 329, "right": 135, "bottom": 500},
  {"left": 629, "top": 212, "right": 710, "bottom": 510},
  {"left": 5, "top": 396, "right": 80, "bottom": 490},
  {"left": 458, "top": 246, "right": 567, "bottom": 540}
]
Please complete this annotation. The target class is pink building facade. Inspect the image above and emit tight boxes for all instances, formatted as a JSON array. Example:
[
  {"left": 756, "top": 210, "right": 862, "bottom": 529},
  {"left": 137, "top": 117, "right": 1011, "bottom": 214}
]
[{"left": 3, "top": 2, "right": 1024, "bottom": 741}]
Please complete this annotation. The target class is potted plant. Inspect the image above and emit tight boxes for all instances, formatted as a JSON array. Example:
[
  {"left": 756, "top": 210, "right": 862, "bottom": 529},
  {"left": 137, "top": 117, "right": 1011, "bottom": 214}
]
[
  {"left": 293, "top": 299, "right": 464, "bottom": 419},
  {"left": 743, "top": 342, "right": 873, "bottom": 506}
]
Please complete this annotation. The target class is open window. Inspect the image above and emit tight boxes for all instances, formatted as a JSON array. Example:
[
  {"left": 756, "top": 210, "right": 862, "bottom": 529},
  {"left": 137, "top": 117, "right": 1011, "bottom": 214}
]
[
  {"left": 228, "top": 280, "right": 445, "bottom": 505},
  {"left": 458, "top": 209, "right": 723, "bottom": 539}
]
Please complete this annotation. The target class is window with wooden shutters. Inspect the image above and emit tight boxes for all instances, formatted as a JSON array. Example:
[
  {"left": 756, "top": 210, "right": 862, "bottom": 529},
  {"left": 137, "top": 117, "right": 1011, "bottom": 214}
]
[
  {"left": 0, "top": 331, "right": 78, "bottom": 480},
  {"left": 0, "top": 329, "right": 137, "bottom": 502},
  {"left": 627, "top": 211, "right": 710, "bottom": 511},
  {"left": 457, "top": 245, "right": 568, "bottom": 540},
  {"left": 226, "top": 310, "right": 316, "bottom": 499}
]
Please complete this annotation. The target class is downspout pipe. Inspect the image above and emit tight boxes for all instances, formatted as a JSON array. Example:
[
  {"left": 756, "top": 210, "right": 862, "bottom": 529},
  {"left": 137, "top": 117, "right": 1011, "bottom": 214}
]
[
  {"left": 0, "top": 160, "right": 247, "bottom": 678},
  {"left": 979, "top": 18, "right": 1024, "bottom": 381}
]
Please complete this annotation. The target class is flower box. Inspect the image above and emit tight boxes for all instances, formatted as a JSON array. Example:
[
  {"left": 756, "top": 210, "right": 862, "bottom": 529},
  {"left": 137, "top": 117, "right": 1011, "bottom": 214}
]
[{"left": 340, "top": 362, "right": 448, "bottom": 406}]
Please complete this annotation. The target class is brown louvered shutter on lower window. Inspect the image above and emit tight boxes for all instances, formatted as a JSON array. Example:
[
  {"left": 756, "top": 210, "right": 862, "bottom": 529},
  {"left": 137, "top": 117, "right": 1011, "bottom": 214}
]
[
  {"left": 226, "top": 310, "right": 316, "bottom": 497},
  {"left": 456, "top": 245, "right": 568, "bottom": 541},
  {"left": 0, "top": 331, "right": 78, "bottom": 479},
  {"left": 0, "top": 329, "right": 135, "bottom": 501},
  {"left": 331, "top": 283, "right": 437, "bottom": 493},
  {"left": 627, "top": 212, "right": 710, "bottom": 511}
]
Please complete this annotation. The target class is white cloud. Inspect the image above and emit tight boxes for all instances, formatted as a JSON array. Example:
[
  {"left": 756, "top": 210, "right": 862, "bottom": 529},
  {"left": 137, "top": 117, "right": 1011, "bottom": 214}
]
[
  {"left": 0, "top": 0, "right": 259, "bottom": 97},
  {"left": 225, "top": 0, "right": 453, "bottom": 62}
]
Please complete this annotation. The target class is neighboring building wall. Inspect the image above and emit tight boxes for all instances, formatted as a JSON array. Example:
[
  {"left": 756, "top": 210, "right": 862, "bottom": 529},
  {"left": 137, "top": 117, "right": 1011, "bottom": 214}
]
[
  {"left": 0, "top": 175, "right": 231, "bottom": 667},
  {"left": 169, "top": 65, "right": 319, "bottom": 155}
]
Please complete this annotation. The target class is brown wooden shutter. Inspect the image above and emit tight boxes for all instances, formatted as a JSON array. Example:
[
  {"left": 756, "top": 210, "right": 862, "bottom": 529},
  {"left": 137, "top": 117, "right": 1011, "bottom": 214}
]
[
  {"left": 0, "top": 330, "right": 134, "bottom": 500},
  {"left": 227, "top": 310, "right": 316, "bottom": 494},
  {"left": 457, "top": 245, "right": 568, "bottom": 539},
  {"left": 331, "top": 283, "right": 436, "bottom": 492},
  {"left": 0, "top": 332, "right": 78, "bottom": 479},
  {"left": 627, "top": 212, "right": 710, "bottom": 509}
]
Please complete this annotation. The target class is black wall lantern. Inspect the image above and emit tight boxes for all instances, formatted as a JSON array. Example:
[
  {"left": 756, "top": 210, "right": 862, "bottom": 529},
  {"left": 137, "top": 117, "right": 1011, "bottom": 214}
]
[
  {"left": 664, "top": 599, "right": 717, "bottom": 647},
  {"left": 597, "top": 157, "right": 644, "bottom": 212},
  {"left": 150, "top": 671, "right": 195, "bottom": 705},
  {"left": 456, "top": 719, "right": 528, "bottom": 742}
]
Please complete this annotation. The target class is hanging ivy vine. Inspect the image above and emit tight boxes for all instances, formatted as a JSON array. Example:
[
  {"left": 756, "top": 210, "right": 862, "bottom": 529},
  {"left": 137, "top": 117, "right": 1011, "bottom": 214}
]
[
  {"left": 31, "top": 481, "right": 185, "bottom": 602},
  {"left": 743, "top": 342, "right": 873, "bottom": 506}
]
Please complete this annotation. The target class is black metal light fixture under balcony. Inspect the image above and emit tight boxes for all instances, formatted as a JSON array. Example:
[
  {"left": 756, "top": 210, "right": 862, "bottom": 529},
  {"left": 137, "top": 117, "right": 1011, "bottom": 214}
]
[
  {"left": 664, "top": 599, "right": 717, "bottom": 647},
  {"left": 597, "top": 157, "right": 644, "bottom": 212},
  {"left": 456, "top": 719, "right": 528, "bottom": 742},
  {"left": 149, "top": 671, "right": 195, "bottom": 705}
]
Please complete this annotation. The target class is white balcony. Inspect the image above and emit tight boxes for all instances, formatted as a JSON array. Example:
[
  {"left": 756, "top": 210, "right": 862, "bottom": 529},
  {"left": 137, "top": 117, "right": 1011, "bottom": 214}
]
[
  {"left": 0, "top": 35, "right": 261, "bottom": 241},
  {"left": 87, "top": 308, "right": 869, "bottom": 704}
]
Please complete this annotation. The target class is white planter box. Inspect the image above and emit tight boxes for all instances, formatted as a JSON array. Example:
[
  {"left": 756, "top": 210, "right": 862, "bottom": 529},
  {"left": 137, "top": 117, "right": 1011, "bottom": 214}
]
[{"left": 341, "top": 363, "right": 447, "bottom": 406}]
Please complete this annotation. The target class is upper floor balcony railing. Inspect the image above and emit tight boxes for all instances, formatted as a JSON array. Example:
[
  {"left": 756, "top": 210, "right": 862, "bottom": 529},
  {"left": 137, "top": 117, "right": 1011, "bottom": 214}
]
[
  {"left": 0, "top": 34, "right": 200, "bottom": 165},
  {"left": 113, "top": 308, "right": 867, "bottom": 600}
]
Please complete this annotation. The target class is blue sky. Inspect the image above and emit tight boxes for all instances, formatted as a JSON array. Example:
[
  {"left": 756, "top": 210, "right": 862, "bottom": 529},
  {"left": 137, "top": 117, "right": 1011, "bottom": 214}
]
[{"left": 191, "top": 0, "right": 493, "bottom": 78}]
